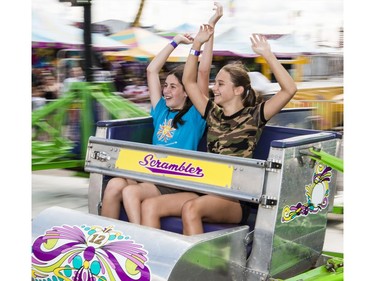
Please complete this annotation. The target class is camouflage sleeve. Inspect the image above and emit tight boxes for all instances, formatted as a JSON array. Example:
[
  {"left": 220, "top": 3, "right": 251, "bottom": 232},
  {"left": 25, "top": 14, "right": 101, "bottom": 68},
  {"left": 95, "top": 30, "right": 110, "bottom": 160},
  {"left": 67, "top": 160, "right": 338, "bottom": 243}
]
[
  {"left": 250, "top": 101, "right": 267, "bottom": 127},
  {"left": 259, "top": 102, "right": 267, "bottom": 124}
]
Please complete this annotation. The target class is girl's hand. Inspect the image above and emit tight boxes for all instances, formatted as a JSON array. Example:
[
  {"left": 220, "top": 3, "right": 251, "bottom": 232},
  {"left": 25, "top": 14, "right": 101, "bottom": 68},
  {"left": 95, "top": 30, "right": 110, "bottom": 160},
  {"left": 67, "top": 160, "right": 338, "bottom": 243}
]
[
  {"left": 250, "top": 34, "right": 272, "bottom": 56},
  {"left": 208, "top": 2, "right": 223, "bottom": 27},
  {"left": 174, "top": 33, "right": 194, "bottom": 45},
  {"left": 195, "top": 24, "right": 214, "bottom": 44}
]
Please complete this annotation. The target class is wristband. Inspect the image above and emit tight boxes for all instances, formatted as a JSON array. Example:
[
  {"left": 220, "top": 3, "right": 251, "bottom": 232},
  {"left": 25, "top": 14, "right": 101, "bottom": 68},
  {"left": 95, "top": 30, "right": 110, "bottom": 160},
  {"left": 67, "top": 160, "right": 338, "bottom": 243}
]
[
  {"left": 170, "top": 40, "right": 178, "bottom": 48},
  {"left": 189, "top": 48, "right": 201, "bottom": 56}
]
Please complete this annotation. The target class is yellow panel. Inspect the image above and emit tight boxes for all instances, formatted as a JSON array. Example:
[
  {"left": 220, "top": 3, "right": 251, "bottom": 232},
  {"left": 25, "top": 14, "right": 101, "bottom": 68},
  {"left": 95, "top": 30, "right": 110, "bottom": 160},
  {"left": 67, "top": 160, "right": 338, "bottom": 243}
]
[{"left": 115, "top": 149, "right": 234, "bottom": 188}]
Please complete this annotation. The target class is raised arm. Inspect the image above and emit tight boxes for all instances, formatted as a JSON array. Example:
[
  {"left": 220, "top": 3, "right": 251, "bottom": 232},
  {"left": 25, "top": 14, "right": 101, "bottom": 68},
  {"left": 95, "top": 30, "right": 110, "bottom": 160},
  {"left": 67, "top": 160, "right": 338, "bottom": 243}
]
[
  {"left": 250, "top": 34, "right": 297, "bottom": 120},
  {"left": 147, "top": 34, "right": 193, "bottom": 108},
  {"left": 183, "top": 24, "right": 214, "bottom": 116},
  {"left": 197, "top": 2, "right": 223, "bottom": 97}
]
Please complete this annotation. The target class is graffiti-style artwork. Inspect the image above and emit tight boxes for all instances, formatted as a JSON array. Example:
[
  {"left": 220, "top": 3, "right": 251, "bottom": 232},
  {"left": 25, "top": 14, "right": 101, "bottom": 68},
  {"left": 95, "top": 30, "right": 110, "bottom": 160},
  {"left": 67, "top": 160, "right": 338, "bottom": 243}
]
[
  {"left": 32, "top": 225, "right": 151, "bottom": 281},
  {"left": 282, "top": 164, "right": 333, "bottom": 223}
]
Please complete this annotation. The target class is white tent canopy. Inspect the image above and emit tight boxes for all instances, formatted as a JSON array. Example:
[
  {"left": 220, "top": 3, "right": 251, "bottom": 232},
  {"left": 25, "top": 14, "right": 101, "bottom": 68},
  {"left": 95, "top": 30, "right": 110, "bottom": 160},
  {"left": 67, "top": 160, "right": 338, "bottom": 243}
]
[
  {"left": 213, "top": 26, "right": 256, "bottom": 57},
  {"left": 32, "top": 7, "right": 129, "bottom": 50},
  {"left": 213, "top": 26, "right": 340, "bottom": 57},
  {"left": 269, "top": 34, "right": 341, "bottom": 55}
]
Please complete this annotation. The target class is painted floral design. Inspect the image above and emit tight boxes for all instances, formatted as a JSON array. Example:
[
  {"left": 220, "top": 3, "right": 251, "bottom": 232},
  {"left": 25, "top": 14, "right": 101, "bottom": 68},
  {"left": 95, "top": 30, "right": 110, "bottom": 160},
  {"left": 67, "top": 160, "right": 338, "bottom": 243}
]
[
  {"left": 282, "top": 164, "right": 332, "bottom": 223},
  {"left": 32, "top": 225, "right": 151, "bottom": 281}
]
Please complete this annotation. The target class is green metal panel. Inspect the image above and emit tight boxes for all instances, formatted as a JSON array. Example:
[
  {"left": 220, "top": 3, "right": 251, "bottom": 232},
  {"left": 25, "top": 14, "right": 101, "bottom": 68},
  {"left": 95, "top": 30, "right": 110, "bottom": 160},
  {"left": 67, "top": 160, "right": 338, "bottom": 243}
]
[
  {"left": 32, "top": 82, "right": 150, "bottom": 171},
  {"left": 284, "top": 255, "right": 343, "bottom": 281}
]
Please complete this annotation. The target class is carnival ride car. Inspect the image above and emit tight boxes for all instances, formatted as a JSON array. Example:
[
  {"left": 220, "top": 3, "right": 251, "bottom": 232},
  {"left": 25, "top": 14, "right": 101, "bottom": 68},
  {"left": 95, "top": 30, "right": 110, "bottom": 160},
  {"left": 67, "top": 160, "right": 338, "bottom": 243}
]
[{"left": 32, "top": 112, "right": 343, "bottom": 280}]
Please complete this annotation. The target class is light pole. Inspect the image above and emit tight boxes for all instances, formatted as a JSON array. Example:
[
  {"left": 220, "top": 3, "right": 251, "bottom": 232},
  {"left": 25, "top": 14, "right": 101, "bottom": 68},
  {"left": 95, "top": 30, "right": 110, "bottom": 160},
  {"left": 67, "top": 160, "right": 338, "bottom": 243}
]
[
  {"left": 82, "top": 0, "right": 93, "bottom": 82},
  {"left": 59, "top": 0, "right": 93, "bottom": 82}
]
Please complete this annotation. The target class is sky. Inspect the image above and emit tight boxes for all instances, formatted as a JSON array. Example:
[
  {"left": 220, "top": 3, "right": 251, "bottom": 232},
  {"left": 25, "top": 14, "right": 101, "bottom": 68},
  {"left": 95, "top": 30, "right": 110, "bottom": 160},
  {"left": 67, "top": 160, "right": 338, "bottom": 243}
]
[{"left": 32, "top": 0, "right": 344, "bottom": 47}]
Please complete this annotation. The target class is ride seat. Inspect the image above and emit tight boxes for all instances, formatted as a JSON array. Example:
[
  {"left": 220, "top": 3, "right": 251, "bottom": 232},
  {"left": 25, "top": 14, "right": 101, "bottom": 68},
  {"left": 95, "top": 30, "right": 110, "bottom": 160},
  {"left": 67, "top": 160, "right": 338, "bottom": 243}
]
[{"left": 94, "top": 116, "right": 321, "bottom": 235}]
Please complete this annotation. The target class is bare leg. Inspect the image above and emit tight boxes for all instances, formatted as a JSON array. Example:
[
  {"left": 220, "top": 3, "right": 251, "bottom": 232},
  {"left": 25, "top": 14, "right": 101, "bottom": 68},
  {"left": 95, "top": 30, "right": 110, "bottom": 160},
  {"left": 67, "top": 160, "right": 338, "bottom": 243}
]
[
  {"left": 141, "top": 192, "right": 199, "bottom": 228},
  {"left": 101, "top": 177, "right": 137, "bottom": 219},
  {"left": 182, "top": 195, "right": 242, "bottom": 235},
  {"left": 122, "top": 182, "right": 161, "bottom": 224}
]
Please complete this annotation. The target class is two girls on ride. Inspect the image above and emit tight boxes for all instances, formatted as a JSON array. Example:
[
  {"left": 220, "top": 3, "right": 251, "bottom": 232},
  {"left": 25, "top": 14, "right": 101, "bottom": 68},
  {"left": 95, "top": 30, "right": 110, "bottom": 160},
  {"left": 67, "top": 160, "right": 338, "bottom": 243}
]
[{"left": 140, "top": 26, "right": 297, "bottom": 234}]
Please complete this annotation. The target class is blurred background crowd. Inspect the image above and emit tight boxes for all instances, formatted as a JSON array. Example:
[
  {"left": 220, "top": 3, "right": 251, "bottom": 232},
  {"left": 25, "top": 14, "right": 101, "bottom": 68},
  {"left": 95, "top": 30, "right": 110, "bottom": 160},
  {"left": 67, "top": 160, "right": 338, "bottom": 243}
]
[{"left": 31, "top": 0, "right": 344, "bottom": 169}]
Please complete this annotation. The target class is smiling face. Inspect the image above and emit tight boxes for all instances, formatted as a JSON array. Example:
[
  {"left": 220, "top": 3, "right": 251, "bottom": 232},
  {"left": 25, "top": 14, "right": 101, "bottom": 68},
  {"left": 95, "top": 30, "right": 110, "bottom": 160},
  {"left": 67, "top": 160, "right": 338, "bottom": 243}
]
[
  {"left": 212, "top": 64, "right": 256, "bottom": 112},
  {"left": 163, "top": 73, "right": 187, "bottom": 110},
  {"left": 212, "top": 69, "right": 241, "bottom": 107}
]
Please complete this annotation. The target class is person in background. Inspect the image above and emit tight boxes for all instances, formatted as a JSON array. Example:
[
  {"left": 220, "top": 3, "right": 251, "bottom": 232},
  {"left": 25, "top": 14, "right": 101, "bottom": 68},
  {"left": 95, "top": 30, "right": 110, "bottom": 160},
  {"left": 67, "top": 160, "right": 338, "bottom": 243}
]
[
  {"left": 39, "top": 73, "right": 60, "bottom": 101},
  {"left": 61, "top": 66, "right": 85, "bottom": 143},
  {"left": 100, "top": 2, "right": 223, "bottom": 224},
  {"left": 32, "top": 68, "right": 46, "bottom": 110},
  {"left": 113, "top": 67, "right": 127, "bottom": 93},
  {"left": 32, "top": 68, "right": 43, "bottom": 97},
  {"left": 62, "top": 66, "right": 85, "bottom": 93},
  {"left": 122, "top": 76, "right": 149, "bottom": 103}
]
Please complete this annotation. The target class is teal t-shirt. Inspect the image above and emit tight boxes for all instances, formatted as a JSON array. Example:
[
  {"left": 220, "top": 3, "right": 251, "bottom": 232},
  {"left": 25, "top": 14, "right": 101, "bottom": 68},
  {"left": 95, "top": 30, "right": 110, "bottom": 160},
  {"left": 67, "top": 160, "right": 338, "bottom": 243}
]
[{"left": 151, "top": 98, "right": 206, "bottom": 150}]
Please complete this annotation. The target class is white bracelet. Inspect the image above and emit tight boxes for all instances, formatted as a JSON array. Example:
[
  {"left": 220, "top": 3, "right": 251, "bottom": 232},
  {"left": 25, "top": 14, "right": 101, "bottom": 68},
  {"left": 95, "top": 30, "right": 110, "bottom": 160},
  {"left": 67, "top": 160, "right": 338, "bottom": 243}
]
[{"left": 189, "top": 49, "right": 200, "bottom": 56}]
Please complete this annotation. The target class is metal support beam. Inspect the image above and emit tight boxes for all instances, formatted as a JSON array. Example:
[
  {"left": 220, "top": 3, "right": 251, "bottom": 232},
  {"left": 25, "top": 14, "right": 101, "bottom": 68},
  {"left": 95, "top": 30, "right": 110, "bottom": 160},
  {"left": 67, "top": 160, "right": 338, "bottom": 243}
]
[{"left": 83, "top": 2, "right": 93, "bottom": 82}]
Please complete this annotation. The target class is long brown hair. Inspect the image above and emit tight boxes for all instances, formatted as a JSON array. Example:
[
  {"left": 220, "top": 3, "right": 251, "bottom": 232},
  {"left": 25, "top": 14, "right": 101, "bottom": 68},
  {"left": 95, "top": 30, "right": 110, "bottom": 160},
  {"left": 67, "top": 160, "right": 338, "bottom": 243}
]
[
  {"left": 166, "top": 64, "right": 193, "bottom": 128},
  {"left": 221, "top": 62, "right": 263, "bottom": 107}
]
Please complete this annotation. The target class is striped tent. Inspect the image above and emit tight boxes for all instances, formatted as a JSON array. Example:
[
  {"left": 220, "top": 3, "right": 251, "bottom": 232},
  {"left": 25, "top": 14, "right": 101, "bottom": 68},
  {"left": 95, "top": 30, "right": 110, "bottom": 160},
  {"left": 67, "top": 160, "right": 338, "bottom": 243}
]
[
  {"left": 104, "top": 27, "right": 191, "bottom": 62},
  {"left": 157, "top": 23, "right": 199, "bottom": 40}
]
